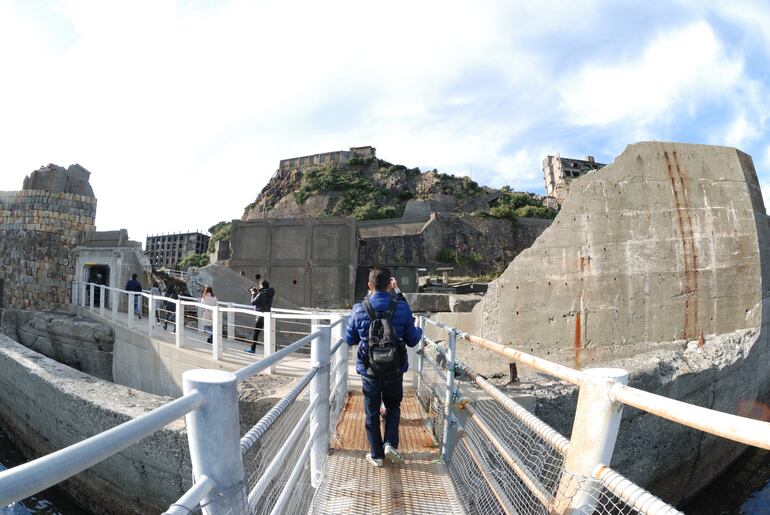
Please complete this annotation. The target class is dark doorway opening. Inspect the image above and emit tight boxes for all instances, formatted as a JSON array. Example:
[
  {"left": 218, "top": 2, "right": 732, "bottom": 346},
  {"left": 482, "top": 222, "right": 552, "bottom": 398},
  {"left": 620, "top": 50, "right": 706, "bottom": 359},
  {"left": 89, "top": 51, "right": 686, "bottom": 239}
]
[{"left": 85, "top": 265, "right": 110, "bottom": 308}]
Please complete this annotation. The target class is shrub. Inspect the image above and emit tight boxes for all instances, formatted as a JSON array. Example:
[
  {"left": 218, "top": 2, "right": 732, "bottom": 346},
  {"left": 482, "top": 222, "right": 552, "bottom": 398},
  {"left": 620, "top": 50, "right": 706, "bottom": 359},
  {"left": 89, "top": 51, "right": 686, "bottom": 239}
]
[
  {"left": 207, "top": 221, "right": 231, "bottom": 252},
  {"left": 398, "top": 189, "right": 414, "bottom": 201},
  {"left": 180, "top": 253, "right": 209, "bottom": 268}
]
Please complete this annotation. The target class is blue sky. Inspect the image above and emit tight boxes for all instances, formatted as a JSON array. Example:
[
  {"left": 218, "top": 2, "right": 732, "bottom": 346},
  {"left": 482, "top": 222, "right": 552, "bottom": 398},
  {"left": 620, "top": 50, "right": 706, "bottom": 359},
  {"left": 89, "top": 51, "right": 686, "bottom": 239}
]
[{"left": 1, "top": 0, "right": 768, "bottom": 243}]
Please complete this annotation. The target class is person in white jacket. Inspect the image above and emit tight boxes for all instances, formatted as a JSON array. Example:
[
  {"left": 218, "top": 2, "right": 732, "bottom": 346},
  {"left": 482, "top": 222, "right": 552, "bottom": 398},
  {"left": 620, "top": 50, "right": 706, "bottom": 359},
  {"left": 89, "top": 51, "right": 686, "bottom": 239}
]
[{"left": 200, "top": 286, "right": 218, "bottom": 344}]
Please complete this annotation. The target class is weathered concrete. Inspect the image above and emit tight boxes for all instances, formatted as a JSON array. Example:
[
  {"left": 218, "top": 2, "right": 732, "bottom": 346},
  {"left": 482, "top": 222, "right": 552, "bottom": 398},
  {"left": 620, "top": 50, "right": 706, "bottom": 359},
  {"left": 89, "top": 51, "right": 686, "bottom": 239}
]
[
  {"left": 229, "top": 218, "right": 358, "bottom": 308},
  {"left": 1, "top": 309, "right": 114, "bottom": 381},
  {"left": 0, "top": 332, "right": 190, "bottom": 514},
  {"left": 464, "top": 142, "right": 768, "bottom": 370},
  {"left": 434, "top": 141, "right": 770, "bottom": 504},
  {"left": 358, "top": 213, "right": 552, "bottom": 276}
]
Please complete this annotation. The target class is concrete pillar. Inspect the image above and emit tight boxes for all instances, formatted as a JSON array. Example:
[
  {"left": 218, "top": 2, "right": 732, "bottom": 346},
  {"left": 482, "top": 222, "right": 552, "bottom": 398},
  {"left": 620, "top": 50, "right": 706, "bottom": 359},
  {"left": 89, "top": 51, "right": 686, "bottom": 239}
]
[
  {"left": 555, "top": 368, "right": 629, "bottom": 514},
  {"left": 183, "top": 369, "right": 247, "bottom": 515}
]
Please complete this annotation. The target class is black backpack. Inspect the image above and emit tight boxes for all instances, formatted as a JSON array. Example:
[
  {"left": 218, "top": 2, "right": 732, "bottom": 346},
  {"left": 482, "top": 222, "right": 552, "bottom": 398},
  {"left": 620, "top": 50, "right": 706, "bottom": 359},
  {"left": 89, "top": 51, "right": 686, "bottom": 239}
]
[{"left": 363, "top": 296, "right": 403, "bottom": 376}]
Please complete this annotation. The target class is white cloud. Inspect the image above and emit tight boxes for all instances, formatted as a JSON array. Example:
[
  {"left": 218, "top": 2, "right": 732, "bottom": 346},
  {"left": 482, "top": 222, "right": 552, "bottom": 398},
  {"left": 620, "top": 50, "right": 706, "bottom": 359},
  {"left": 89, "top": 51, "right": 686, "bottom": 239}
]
[
  {"left": 560, "top": 22, "right": 743, "bottom": 127},
  {"left": 1, "top": 0, "right": 770, "bottom": 244}
]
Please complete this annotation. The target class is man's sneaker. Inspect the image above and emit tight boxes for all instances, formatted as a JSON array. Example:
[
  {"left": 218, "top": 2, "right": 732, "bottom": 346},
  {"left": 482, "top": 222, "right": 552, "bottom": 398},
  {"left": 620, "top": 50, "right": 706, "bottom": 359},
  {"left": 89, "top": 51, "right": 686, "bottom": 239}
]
[
  {"left": 244, "top": 348, "right": 256, "bottom": 354},
  {"left": 366, "top": 454, "right": 384, "bottom": 467},
  {"left": 383, "top": 444, "right": 404, "bottom": 465}
]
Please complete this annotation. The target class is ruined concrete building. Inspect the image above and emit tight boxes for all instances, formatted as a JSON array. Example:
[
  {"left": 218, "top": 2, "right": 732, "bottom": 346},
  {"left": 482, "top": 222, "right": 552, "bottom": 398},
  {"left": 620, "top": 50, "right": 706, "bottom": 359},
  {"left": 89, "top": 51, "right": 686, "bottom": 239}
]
[
  {"left": 278, "top": 145, "right": 376, "bottom": 171},
  {"left": 145, "top": 231, "right": 210, "bottom": 269},
  {"left": 543, "top": 154, "right": 606, "bottom": 204}
]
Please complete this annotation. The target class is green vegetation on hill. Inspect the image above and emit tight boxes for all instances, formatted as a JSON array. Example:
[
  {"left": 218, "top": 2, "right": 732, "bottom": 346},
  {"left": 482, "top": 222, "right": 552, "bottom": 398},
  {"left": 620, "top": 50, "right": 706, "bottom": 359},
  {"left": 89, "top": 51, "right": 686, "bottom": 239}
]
[
  {"left": 207, "top": 221, "right": 231, "bottom": 253},
  {"left": 180, "top": 253, "right": 209, "bottom": 268},
  {"left": 293, "top": 164, "right": 396, "bottom": 220},
  {"left": 480, "top": 190, "right": 557, "bottom": 220}
]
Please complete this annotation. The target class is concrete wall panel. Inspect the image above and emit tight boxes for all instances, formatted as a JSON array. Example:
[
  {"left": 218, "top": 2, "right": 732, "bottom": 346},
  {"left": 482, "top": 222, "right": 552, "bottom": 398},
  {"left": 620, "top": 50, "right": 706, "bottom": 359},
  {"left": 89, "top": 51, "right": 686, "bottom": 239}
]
[
  {"left": 272, "top": 226, "right": 307, "bottom": 260},
  {"left": 233, "top": 225, "right": 270, "bottom": 260},
  {"left": 312, "top": 224, "right": 349, "bottom": 261}
]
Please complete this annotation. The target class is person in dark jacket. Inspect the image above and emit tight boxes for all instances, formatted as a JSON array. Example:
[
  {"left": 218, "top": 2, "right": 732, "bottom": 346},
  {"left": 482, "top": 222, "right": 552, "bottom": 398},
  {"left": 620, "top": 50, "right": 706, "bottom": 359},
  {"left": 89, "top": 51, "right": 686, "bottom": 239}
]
[
  {"left": 125, "top": 273, "right": 143, "bottom": 319},
  {"left": 245, "top": 280, "right": 275, "bottom": 354},
  {"left": 343, "top": 266, "right": 422, "bottom": 467}
]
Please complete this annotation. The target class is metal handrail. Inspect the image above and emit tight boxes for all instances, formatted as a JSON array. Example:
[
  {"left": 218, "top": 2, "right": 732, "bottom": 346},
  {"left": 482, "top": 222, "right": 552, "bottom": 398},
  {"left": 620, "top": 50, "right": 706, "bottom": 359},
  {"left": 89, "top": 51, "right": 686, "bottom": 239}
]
[
  {"left": 162, "top": 475, "right": 216, "bottom": 515},
  {"left": 234, "top": 331, "right": 318, "bottom": 382},
  {"left": 0, "top": 390, "right": 205, "bottom": 507}
]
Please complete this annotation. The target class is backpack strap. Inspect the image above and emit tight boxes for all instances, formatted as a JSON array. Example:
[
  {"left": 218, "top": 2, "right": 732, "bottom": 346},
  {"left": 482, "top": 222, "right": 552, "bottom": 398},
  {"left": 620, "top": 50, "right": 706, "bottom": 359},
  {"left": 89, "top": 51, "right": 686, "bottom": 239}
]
[
  {"left": 363, "top": 296, "right": 398, "bottom": 321},
  {"left": 362, "top": 297, "right": 377, "bottom": 321}
]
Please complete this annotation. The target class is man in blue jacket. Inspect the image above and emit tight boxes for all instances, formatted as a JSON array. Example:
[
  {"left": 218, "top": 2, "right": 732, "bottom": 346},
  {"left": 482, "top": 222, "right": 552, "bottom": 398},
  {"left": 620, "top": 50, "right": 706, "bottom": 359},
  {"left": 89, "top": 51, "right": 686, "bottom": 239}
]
[{"left": 343, "top": 266, "right": 422, "bottom": 467}]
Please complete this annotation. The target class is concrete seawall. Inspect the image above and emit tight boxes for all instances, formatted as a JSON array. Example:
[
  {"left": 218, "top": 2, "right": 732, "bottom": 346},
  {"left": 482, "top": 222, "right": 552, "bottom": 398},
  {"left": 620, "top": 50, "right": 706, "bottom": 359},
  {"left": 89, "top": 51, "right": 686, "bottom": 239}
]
[{"left": 0, "top": 333, "right": 191, "bottom": 514}]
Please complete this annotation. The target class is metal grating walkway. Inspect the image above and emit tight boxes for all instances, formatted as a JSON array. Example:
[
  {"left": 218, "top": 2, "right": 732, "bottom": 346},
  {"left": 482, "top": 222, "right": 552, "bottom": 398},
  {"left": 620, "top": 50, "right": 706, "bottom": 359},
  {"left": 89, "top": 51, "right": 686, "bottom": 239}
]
[{"left": 312, "top": 390, "right": 464, "bottom": 514}]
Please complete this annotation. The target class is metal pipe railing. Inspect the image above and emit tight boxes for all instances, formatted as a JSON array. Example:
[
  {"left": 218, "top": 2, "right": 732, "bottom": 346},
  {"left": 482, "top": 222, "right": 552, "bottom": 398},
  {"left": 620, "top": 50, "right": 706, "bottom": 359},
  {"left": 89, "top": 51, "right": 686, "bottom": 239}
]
[
  {"left": 162, "top": 475, "right": 216, "bottom": 515},
  {"left": 240, "top": 367, "right": 318, "bottom": 453},
  {"left": 611, "top": 383, "right": 770, "bottom": 450},
  {"left": 593, "top": 464, "right": 684, "bottom": 515},
  {"left": 234, "top": 331, "right": 317, "bottom": 382},
  {"left": 0, "top": 391, "right": 205, "bottom": 507}
]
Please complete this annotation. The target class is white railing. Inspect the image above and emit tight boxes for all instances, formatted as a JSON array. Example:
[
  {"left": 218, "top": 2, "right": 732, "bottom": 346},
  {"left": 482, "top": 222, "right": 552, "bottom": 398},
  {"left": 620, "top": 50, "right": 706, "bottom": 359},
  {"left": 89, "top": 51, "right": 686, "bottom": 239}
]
[
  {"left": 72, "top": 281, "right": 337, "bottom": 369},
  {"left": 2, "top": 284, "right": 351, "bottom": 514},
  {"left": 419, "top": 317, "right": 770, "bottom": 514}
]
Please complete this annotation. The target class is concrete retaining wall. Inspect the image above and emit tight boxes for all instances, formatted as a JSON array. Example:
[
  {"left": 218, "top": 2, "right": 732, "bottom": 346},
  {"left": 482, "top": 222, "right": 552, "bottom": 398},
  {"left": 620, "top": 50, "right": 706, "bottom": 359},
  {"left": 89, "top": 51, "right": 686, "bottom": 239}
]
[
  {"left": 0, "top": 333, "right": 190, "bottom": 514},
  {"left": 1, "top": 309, "right": 114, "bottom": 381}
]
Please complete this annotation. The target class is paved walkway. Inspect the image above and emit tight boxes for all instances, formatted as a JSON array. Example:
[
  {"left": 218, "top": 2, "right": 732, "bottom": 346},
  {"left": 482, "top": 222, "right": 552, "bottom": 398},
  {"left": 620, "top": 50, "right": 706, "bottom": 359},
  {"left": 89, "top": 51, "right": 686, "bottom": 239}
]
[
  {"left": 78, "top": 305, "right": 359, "bottom": 379},
  {"left": 313, "top": 390, "right": 463, "bottom": 514}
]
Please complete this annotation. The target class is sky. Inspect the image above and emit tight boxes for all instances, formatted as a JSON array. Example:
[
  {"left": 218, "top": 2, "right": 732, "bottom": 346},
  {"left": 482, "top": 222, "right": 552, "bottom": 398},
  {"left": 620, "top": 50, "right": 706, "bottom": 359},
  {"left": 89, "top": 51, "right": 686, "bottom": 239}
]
[{"left": 1, "top": 0, "right": 769, "bottom": 246}]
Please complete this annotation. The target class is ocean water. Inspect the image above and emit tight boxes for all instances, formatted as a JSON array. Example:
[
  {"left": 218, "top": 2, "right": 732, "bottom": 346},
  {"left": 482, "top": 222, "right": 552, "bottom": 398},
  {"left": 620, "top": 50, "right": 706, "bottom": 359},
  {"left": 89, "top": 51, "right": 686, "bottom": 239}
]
[
  {"left": 683, "top": 446, "right": 770, "bottom": 514},
  {"left": 0, "top": 429, "right": 82, "bottom": 515}
]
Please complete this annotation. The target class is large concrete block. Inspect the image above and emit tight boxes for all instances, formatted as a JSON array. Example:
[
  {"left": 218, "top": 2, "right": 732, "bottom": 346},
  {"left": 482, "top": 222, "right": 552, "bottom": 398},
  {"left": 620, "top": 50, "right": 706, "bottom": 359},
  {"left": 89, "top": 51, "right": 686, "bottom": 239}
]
[{"left": 467, "top": 142, "right": 768, "bottom": 370}]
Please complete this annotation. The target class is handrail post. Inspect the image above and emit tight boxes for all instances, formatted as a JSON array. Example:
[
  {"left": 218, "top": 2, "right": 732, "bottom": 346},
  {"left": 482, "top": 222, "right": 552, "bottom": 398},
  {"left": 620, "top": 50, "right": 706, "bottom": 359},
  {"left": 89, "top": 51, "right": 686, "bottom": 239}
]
[
  {"left": 441, "top": 327, "right": 457, "bottom": 461},
  {"left": 212, "top": 307, "right": 222, "bottom": 360},
  {"left": 331, "top": 314, "right": 348, "bottom": 398},
  {"left": 127, "top": 292, "right": 134, "bottom": 329},
  {"left": 111, "top": 288, "right": 117, "bottom": 323},
  {"left": 264, "top": 312, "right": 276, "bottom": 374},
  {"left": 554, "top": 368, "right": 629, "bottom": 514},
  {"left": 416, "top": 315, "right": 425, "bottom": 389},
  {"left": 309, "top": 323, "right": 331, "bottom": 487},
  {"left": 227, "top": 302, "right": 235, "bottom": 343},
  {"left": 183, "top": 369, "right": 247, "bottom": 515},
  {"left": 147, "top": 295, "right": 155, "bottom": 337},
  {"left": 99, "top": 285, "right": 106, "bottom": 317},
  {"left": 89, "top": 283, "right": 95, "bottom": 311},
  {"left": 175, "top": 300, "right": 184, "bottom": 348}
]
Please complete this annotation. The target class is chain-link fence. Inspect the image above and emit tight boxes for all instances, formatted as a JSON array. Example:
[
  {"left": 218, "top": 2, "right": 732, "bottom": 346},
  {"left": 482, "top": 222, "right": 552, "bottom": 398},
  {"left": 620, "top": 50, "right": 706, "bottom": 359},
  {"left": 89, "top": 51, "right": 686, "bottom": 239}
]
[{"left": 417, "top": 322, "right": 682, "bottom": 515}]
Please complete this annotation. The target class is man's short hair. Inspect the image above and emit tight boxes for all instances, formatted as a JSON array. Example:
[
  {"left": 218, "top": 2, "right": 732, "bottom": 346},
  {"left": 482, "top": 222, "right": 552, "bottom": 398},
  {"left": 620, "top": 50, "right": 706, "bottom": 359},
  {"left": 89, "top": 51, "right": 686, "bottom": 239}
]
[
  {"left": 131, "top": 273, "right": 137, "bottom": 279},
  {"left": 368, "top": 266, "right": 392, "bottom": 291},
  {"left": 261, "top": 280, "right": 270, "bottom": 289}
]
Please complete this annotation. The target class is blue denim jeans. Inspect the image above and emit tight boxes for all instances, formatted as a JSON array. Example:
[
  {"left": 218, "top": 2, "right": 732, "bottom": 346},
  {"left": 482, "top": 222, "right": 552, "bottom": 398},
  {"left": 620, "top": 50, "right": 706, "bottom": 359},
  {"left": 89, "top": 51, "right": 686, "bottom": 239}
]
[{"left": 362, "top": 373, "right": 404, "bottom": 459}]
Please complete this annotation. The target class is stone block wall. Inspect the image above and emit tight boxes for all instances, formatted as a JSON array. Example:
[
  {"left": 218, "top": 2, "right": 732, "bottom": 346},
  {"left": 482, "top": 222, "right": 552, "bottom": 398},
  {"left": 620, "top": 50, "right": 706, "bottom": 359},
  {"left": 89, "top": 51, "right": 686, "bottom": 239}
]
[{"left": 0, "top": 190, "right": 97, "bottom": 310}]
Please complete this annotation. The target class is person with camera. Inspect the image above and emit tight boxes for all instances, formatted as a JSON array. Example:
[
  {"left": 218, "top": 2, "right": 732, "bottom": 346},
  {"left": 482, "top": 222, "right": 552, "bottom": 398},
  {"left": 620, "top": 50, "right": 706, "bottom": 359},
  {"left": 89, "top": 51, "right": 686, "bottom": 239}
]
[
  {"left": 343, "top": 266, "right": 422, "bottom": 467},
  {"left": 245, "top": 278, "right": 275, "bottom": 354}
]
